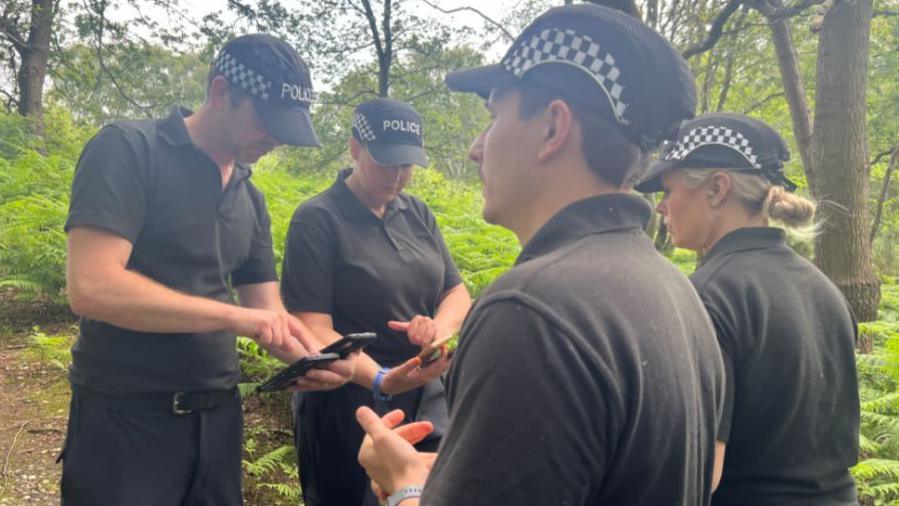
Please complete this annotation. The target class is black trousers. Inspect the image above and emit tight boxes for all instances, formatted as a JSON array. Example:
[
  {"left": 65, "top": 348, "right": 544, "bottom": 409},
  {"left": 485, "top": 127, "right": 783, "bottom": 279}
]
[
  {"left": 296, "top": 383, "right": 442, "bottom": 506},
  {"left": 60, "top": 390, "right": 243, "bottom": 506}
]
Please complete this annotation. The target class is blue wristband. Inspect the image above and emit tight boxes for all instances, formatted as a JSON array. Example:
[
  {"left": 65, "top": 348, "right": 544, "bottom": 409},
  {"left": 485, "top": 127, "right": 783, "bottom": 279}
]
[{"left": 372, "top": 367, "right": 392, "bottom": 402}]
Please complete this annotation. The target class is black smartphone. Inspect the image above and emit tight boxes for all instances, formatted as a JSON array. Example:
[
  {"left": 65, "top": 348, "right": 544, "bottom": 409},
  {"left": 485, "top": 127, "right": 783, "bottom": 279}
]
[
  {"left": 255, "top": 352, "right": 342, "bottom": 393},
  {"left": 320, "top": 332, "right": 378, "bottom": 358}
]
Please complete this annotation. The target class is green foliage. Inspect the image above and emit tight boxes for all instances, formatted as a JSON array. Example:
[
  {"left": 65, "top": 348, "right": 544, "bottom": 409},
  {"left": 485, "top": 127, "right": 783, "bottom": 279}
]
[
  {"left": 667, "top": 248, "right": 698, "bottom": 276},
  {"left": 854, "top": 286, "right": 899, "bottom": 504},
  {"left": 26, "top": 326, "right": 77, "bottom": 372},
  {"left": 242, "top": 440, "right": 301, "bottom": 503},
  {"left": 0, "top": 113, "right": 76, "bottom": 302},
  {"left": 48, "top": 43, "right": 208, "bottom": 126}
]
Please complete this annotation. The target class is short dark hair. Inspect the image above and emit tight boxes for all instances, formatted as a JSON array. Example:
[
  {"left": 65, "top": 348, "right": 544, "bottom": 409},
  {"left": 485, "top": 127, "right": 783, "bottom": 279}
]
[
  {"left": 205, "top": 64, "right": 252, "bottom": 107},
  {"left": 496, "top": 77, "right": 648, "bottom": 188}
]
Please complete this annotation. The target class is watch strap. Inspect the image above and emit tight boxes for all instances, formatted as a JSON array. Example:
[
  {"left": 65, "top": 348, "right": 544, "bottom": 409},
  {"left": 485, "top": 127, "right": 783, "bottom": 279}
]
[
  {"left": 372, "top": 366, "right": 392, "bottom": 402},
  {"left": 387, "top": 485, "right": 423, "bottom": 506}
]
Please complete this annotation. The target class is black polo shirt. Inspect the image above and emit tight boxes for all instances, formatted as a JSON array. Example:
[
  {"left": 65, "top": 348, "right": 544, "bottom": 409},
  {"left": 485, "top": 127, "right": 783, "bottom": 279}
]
[
  {"left": 423, "top": 193, "right": 725, "bottom": 506},
  {"left": 690, "top": 227, "right": 860, "bottom": 506},
  {"left": 65, "top": 106, "right": 277, "bottom": 395},
  {"left": 280, "top": 168, "right": 462, "bottom": 366}
]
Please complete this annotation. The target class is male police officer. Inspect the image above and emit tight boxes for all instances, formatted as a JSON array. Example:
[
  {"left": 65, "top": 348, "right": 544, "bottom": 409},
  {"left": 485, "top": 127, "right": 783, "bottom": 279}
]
[
  {"left": 355, "top": 5, "right": 725, "bottom": 506},
  {"left": 62, "top": 34, "right": 352, "bottom": 505}
]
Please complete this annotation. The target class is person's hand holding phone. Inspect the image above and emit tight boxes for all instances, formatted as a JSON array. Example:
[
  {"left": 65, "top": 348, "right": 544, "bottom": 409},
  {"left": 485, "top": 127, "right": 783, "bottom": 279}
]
[{"left": 291, "top": 350, "right": 359, "bottom": 392}]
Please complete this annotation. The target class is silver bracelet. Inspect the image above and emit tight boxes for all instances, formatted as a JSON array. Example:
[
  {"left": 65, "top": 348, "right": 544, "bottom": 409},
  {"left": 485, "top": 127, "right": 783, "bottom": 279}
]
[{"left": 387, "top": 485, "right": 423, "bottom": 506}]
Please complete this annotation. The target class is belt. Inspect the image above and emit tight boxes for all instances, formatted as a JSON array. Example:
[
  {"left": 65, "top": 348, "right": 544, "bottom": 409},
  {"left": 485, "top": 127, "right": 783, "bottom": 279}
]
[{"left": 73, "top": 388, "right": 238, "bottom": 415}]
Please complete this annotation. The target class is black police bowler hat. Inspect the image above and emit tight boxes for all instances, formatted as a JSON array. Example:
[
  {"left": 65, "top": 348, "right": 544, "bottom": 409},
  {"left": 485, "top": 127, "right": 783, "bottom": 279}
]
[
  {"left": 352, "top": 98, "right": 428, "bottom": 167},
  {"left": 445, "top": 4, "right": 696, "bottom": 151},
  {"left": 635, "top": 113, "right": 798, "bottom": 193},
  {"left": 213, "top": 34, "right": 321, "bottom": 147}
]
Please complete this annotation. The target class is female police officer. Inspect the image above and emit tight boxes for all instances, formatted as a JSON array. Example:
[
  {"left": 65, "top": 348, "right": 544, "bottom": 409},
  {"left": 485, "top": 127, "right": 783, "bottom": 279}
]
[
  {"left": 280, "top": 98, "right": 471, "bottom": 506},
  {"left": 636, "top": 113, "right": 860, "bottom": 505}
]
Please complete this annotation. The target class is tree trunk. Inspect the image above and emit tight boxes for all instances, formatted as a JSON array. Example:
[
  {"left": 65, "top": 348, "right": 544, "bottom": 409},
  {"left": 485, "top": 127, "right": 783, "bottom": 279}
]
[
  {"left": 379, "top": 0, "right": 392, "bottom": 97},
  {"left": 15, "top": 0, "right": 55, "bottom": 135},
  {"left": 359, "top": 0, "right": 392, "bottom": 97},
  {"left": 811, "top": 0, "right": 880, "bottom": 321},
  {"left": 766, "top": 0, "right": 815, "bottom": 189}
]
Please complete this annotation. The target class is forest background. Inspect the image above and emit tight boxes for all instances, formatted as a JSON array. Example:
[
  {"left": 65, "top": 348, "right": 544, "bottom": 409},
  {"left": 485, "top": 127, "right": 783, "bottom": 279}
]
[{"left": 2, "top": 0, "right": 899, "bottom": 504}]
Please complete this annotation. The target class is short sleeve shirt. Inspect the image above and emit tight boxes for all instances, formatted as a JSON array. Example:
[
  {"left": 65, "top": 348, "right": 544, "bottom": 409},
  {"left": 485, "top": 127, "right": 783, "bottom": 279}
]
[
  {"left": 690, "top": 227, "right": 860, "bottom": 506},
  {"left": 422, "top": 194, "right": 725, "bottom": 506},
  {"left": 65, "top": 106, "right": 277, "bottom": 395},
  {"left": 281, "top": 168, "right": 462, "bottom": 365}
]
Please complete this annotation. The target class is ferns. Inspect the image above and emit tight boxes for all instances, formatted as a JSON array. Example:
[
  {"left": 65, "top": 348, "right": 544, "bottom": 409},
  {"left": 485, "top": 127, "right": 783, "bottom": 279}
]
[
  {"left": 243, "top": 443, "right": 301, "bottom": 503},
  {"left": 27, "top": 326, "right": 76, "bottom": 372},
  {"left": 244, "top": 444, "right": 295, "bottom": 476},
  {"left": 0, "top": 145, "right": 73, "bottom": 304},
  {"left": 854, "top": 293, "right": 899, "bottom": 505}
]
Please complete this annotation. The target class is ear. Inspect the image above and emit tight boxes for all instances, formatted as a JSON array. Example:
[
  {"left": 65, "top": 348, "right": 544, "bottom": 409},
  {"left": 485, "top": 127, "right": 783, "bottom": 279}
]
[
  {"left": 707, "top": 172, "right": 733, "bottom": 208},
  {"left": 349, "top": 136, "right": 362, "bottom": 162},
  {"left": 207, "top": 75, "right": 232, "bottom": 113},
  {"left": 536, "top": 99, "right": 574, "bottom": 164}
]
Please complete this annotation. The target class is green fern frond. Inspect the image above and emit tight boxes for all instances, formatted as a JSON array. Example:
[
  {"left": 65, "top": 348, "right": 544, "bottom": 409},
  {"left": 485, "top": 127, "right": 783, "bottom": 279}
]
[
  {"left": 852, "top": 458, "right": 899, "bottom": 481},
  {"left": 862, "top": 412, "right": 899, "bottom": 435},
  {"left": 244, "top": 445, "right": 294, "bottom": 477},
  {"left": 862, "top": 392, "right": 899, "bottom": 415},
  {"left": 868, "top": 481, "right": 899, "bottom": 503},
  {"left": 259, "top": 482, "right": 301, "bottom": 501},
  {"left": 860, "top": 433, "right": 882, "bottom": 455},
  {"left": 0, "top": 276, "right": 43, "bottom": 291},
  {"left": 238, "top": 382, "right": 259, "bottom": 398}
]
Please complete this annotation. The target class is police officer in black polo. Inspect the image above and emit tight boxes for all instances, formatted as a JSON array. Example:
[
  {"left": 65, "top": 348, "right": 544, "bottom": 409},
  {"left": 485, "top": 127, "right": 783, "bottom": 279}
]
[
  {"left": 637, "top": 113, "right": 861, "bottom": 505},
  {"left": 354, "top": 5, "right": 725, "bottom": 506},
  {"left": 62, "top": 34, "right": 354, "bottom": 505},
  {"left": 281, "top": 98, "right": 471, "bottom": 506}
]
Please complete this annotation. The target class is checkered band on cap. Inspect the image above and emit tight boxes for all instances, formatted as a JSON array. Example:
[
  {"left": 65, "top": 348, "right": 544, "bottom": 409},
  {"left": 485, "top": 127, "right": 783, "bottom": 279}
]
[
  {"left": 502, "top": 28, "right": 628, "bottom": 125},
  {"left": 353, "top": 113, "right": 377, "bottom": 142},
  {"left": 665, "top": 126, "right": 760, "bottom": 169},
  {"left": 214, "top": 51, "right": 273, "bottom": 101}
]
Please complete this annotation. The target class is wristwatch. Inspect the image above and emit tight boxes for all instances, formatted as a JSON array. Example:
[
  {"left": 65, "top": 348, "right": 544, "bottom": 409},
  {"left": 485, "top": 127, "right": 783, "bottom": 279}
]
[
  {"left": 387, "top": 485, "right": 423, "bottom": 506},
  {"left": 372, "top": 366, "right": 392, "bottom": 402}
]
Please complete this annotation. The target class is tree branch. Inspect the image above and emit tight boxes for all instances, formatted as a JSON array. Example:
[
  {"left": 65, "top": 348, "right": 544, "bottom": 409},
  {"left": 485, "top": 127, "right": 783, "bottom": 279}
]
[
  {"left": 419, "top": 0, "right": 514, "bottom": 41},
  {"left": 0, "top": 86, "right": 18, "bottom": 111},
  {"left": 84, "top": 0, "right": 155, "bottom": 118},
  {"left": 870, "top": 148, "right": 896, "bottom": 167},
  {"left": 682, "top": 0, "right": 742, "bottom": 59},
  {"left": 740, "top": 91, "right": 786, "bottom": 114},
  {"left": 873, "top": 9, "right": 898, "bottom": 17},
  {"left": 870, "top": 145, "right": 899, "bottom": 244},
  {"left": 760, "top": 0, "right": 825, "bottom": 20},
  {"left": 0, "top": 3, "right": 27, "bottom": 53},
  {"left": 359, "top": 0, "right": 384, "bottom": 59}
]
